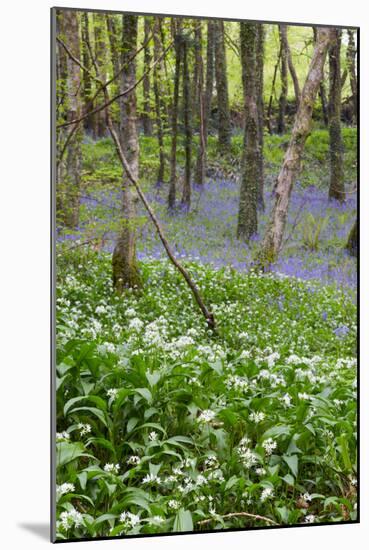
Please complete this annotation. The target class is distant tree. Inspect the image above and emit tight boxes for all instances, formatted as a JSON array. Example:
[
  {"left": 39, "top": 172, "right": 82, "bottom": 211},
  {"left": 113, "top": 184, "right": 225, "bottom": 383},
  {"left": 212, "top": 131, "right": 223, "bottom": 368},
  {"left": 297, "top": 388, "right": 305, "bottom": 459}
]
[
  {"left": 56, "top": 10, "right": 82, "bottom": 229},
  {"left": 194, "top": 21, "right": 206, "bottom": 185},
  {"left": 260, "top": 27, "right": 334, "bottom": 264},
  {"left": 328, "top": 29, "right": 345, "bottom": 202},
  {"left": 205, "top": 20, "right": 215, "bottom": 136},
  {"left": 345, "top": 218, "right": 357, "bottom": 257},
  {"left": 237, "top": 23, "right": 259, "bottom": 242},
  {"left": 214, "top": 20, "right": 231, "bottom": 151},
  {"left": 181, "top": 35, "right": 192, "bottom": 211},
  {"left": 142, "top": 17, "right": 153, "bottom": 136},
  {"left": 93, "top": 13, "right": 107, "bottom": 138},
  {"left": 112, "top": 15, "right": 141, "bottom": 291},
  {"left": 277, "top": 24, "right": 288, "bottom": 134},
  {"left": 168, "top": 23, "right": 183, "bottom": 210},
  {"left": 81, "top": 13, "right": 94, "bottom": 133},
  {"left": 285, "top": 26, "right": 301, "bottom": 109},
  {"left": 313, "top": 27, "right": 329, "bottom": 126},
  {"left": 346, "top": 29, "right": 357, "bottom": 122},
  {"left": 153, "top": 17, "right": 166, "bottom": 185}
]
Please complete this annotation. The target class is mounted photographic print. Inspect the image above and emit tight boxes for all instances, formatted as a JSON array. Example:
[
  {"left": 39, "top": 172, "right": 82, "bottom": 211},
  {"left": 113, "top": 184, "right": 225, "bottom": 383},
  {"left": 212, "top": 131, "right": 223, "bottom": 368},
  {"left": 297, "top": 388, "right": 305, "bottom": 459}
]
[{"left": 51, "top": 6, "right": 359, "bottom": 542}]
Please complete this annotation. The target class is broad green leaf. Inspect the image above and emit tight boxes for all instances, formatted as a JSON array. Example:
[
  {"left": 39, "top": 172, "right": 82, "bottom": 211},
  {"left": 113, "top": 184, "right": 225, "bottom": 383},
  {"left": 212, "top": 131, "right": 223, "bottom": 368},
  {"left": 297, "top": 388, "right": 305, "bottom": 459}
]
[
  {"left": 173, "top": 509, "right": 193, "bottom": 532},
  {"left": 283, "top": 454, "right": 298, "bottom": 478}
]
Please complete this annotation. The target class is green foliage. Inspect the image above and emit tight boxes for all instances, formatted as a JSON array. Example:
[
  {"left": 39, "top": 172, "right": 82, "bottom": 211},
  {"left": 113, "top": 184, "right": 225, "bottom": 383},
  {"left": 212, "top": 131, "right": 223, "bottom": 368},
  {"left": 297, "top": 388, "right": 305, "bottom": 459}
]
[
  {"left": 301, "top": 213, "right": 330, "bottom": 251},
  {"left": 55, "top": 248, "right": 357, "bottom": 538}
]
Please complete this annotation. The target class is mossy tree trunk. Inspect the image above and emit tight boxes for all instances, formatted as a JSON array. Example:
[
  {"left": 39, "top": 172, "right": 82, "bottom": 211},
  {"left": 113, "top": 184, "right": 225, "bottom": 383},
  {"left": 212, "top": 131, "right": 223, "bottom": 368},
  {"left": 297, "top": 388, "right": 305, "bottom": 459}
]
[
  {"left": 260, "top": 27, "right": 333, "bottom": 264},
  {"left": 142, "top": 17, "right": 153, "bottom": 136},
  {"left": 112, "top": 14, "right": 141, "bottom": 292},
  {"left": 205, "top": 20, "right": 215, "bottom": 138},
  {"left": 237, "top": 23, "right": 259, "bottom": 242},
  {"left": 168, "top": 24, "right": 182, "bottom": 211},
  {"left": 106, "top": 14, "right": 121, "bottom": 135},
  {"left": 194, "top": 21, "right": 206, "bottom": 185},
  {"left": 345, "top": 218, "right": 357, "bottom": 257},
  {"left": 256, "top": 24, "right": 265, "bottom": 210},
  {"left": 214, "top": 20, "right": 231, "bottom": 152},
  {"left": 277, "top": 24, "right": 288, "bottom": 134},
  {"left": 92, "top": 13, "right": 107, "bottom": 139},
  {"left": 313, "top": 27, "right": 329, "bottom": 127},
  {"left": 57, "top": 10, "right": 82, "bottom": 229},
  {"left": 81, "top": 13, "right": 94, "bottom": 133},
  {"left": 153, "top": 17, "right": 166, "bottom": 185},
  {"left": 181, "top": 36, "right": 192, "bottom": 211},
  {"left": 328, "top": 29, "right": 345, "bottom": 202}
]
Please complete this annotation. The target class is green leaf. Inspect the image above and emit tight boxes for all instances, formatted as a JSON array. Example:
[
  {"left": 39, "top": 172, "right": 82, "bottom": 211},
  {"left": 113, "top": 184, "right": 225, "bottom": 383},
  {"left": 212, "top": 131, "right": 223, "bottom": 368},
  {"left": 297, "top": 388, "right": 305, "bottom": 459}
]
[
  {"left": 69, "top": 406, "right": 108, "bottom": 427},
  {"left": 173, "top": 509, "right": 193, "bottom": 532},
  {"left": 146, "top": 371, "right": 161, "bottom": 387},
  {"left": 283, "top": 454, "right": 298, "bottom": 478},
  {"left": 282, "top": 474, "right": 295, "bottom": 486},
  {"left": 56, "top": 441, "right": 94, "bottom": 467},
  {"left": 338, "top": 434, "right": 352, "bottom": 470},
  {"left": 134, "top": 387, "right": 153, "bottom": 404}
]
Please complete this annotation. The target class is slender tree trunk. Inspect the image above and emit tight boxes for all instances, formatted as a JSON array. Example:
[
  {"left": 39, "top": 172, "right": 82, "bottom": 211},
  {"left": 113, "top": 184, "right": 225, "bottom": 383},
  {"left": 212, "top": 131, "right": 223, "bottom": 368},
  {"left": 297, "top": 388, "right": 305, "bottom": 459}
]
[
  {"left": 345, "top": 218, "right": 357, "bottom": 257},
  {"left": 237, "top": 23, "right": 259, "bottom": 241},
  {"left": 260, "top": 27, "right": 333, "bottom": 264},
  {"left": 181, "top": 37, "right": 192, "bottom": 211},
  {"left": 285, "top": 26, "right": 301, "bottom": 109},
  {"left": 112, "top": 15, "right": 141, "bottom": 291},
  {"left": 205, "top": 21, "right": 215, "bottom": 138},
  {"left": 267, "top": 47, "right": 281, "bottom": 134},
  {"left": 168, "top": 26, "right": 182, "bottom": 210},
  {"left": 142, "top": 17, "right": 153, "bottom": 136},
  {"left": 313, "top": 27, "right": 329, "bottom": 126},
  {"left": 194, "top": 21, "right": 206, "bottom": 185},
  {"left": 328, "top": 29, "right": 345, "bottom": 202},
  {"left": 81, "top": 13, "right": 94, "bottom": 133},
  {"left": 255, "top": 24, "right": 265, "bottom": 210},
  {"left": 106, "top": 14, "right": 121, "bottom": 134},
  {"left": 93, "top": 13, "right": 107, "bottom": 138},
  {"left": 214, "top": 20, "right": 231, "bottom": 151},
  {"left": 347, "top": 29, "right": 357, "bottom": 122},
  {"left": 153, "top": 18, "right": 166, "bottom": 184},
  {"left": 277, "top": 24, "right": 288, "bottom": 134},
  {"left": 58, "top": 10, "right": 82, "bottom": 229}
]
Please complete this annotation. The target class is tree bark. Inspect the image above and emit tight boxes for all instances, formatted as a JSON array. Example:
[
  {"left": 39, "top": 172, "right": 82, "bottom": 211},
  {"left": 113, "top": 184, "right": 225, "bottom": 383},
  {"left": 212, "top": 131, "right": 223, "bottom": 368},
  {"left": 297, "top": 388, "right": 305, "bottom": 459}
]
[
  {"left": 194, "top": 21, "right": 206, "bottom": 185},
  {"left": 168, "top": 25, "right": 182, "bottom": 210},
  {"left": 277, "top": 24, "right": 288, "bottom": 134},
  {"left": 81, "top": 13, "right": 94, "bottom": 133},
  {"left": 142, "top": 17, "right": 153, "bottom": 136},
  {"left": 266, "top": 47, "right": 281, "bottom": 134},
  {"left": 181, "top": 36, "right": 192, "bottom": 211},
  {"left": 345, "top": 218, "right": 357, "bottom": 257},
  {"left": 214, "top": 20, "right": 231, "bottom": 151},
  {"left": 93, "top": 13, "right": 107, "bottom": 138},
  {"left": 285, "top": 27, "right": 301, "bottom": 109},
  {"left": 205, "top": 21, "right": 215, "bottom": 138},
  {"left": 112, "top": 14, "right": 141, "bottom": 291},
  {"left": 237, "top": 23, "right": 259, "bottom": 242},
  {"left": 255, "top": 24, "right": 265, "bottom": 210},
  {"left": 153, "top": 17, "right": 166, "bottom": 184},
  {"left": 57, "top": 10, "right": 82, "bottom": 229},
  {"left": 328, "top": 29, "right": 345, "bottom": 202},
  {"left": 313, "top": 27, "right": 329, "bottom": 126},
  {"left": 260, "top": 27, "right": 333, "bottom": 264}
]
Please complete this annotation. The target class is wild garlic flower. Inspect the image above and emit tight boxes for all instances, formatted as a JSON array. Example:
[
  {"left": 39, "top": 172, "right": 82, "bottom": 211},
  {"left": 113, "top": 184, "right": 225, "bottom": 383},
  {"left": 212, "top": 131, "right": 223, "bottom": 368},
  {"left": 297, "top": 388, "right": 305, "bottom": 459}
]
[
  {"left": 302, "top": 492, "right": 312, "bottom": 503},
  {"left": 142, "top": 473, "right": 161, "bottom": 485},
  {"left": 262, "top": 438, "right": 277, "bottom": 456},
  {"left": 107, "top": 388, "right": 118, "bottom": 401},
  {"left": 304, "top": 514, "right": 315, "bottom": 523},
  {"left": 260, "top": 487, "right": 274, "bottom": 502},
  {"left": 78, "top": 423, "right": 91, "bottom": 436},
  {"left": 119, "top": 511, "right": 140, "bottom": 528},
  {"left": 56, "top": 483, "right": 75, "bottom": 499},
  {"left": 127, "top": 455, "right": 141, "bottom": 466},
  {"left": 56, "top": 431, "right": 70, "bottom": 442},
  {"left": 168, "top": 499, "right": 180, "bottom": 510},
  {"left": 104, "top": 463, "right": 120, "bottom": 474},
  {"left": 59, "top": 508, "right": 83, "bottom": 530},
  {"left": 198, "top": 409, "right": 216, "bottom": 423},
  {"left": 249, "top": 411, "right": 265, "bottom": 423},
  {"left": 148, "top": 431, "right": 158, "bottom": 442}
]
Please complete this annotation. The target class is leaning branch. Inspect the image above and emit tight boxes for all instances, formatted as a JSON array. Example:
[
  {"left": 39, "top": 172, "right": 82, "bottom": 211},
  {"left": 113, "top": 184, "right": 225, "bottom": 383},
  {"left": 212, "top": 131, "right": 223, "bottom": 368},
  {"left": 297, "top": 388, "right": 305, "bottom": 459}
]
[{"left": 197, "top": 512, "right": 279, "bottom": 527}]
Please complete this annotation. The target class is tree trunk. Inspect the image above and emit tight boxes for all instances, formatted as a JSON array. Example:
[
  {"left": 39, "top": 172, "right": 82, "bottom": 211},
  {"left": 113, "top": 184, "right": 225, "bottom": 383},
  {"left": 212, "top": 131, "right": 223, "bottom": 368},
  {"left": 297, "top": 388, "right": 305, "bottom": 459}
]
[
  {"left": 57, "top": 10, "right": 82, "bottom": 229},
  {"left": 313, "top": 27, "right": 329, "bottom": 126},
  {"left": 153, "top": 18, "right": 166, "bottom": 185},
  {"left": 106, "top": 14, "right": 121, "bottom": 134},
  {"left": 328, "top": 29, "right": 345, "bottom": 202},
  {"left": 81, "top": 13, "right": 94, "bottom": 133},
  {"left": 205, "top": 20, "right": 215, "bottom": 138},
  {"left": 194, "top": 21, "right": 206, "bottom": 185},
  {"left": 237, "top": 23, "right": 259, "bottom": 242},
  {"left": 93, "top": 13, "right": 107, "bottom": 139},
  {"left": 181, "top": 37, "right": 192, "bottom": 211},
  {"left": 347, "top": 29, "right": 357, "bottom": 122},
  {"left": 255, "top": 24, "right": 265, "bottom": 210},
  {"left": 345, "top": 218, "right": 357, "bottom": 257},
  {"left": 168, "top": 26, "right": 182, "bottom": 210},
  {"left": 285, "top": 26, "right": 301, "bottom": 109},
  {"left": 266, "top": 47, "right": 281, "bottom": 134},
  {"left": 277, "top": 24, "right": 288, "bottom": 134},
  {"left": 214, "top": 20, "right": 231, "bottom": 151},
  {"left": 260, "top": 27, "right": 333, "bottom": 264},
  {"left": 112, "top": 14, "right": 141, "bottom": 291},
  {"left": 142, "top": 17, "right": 153, "bottom": 136}
]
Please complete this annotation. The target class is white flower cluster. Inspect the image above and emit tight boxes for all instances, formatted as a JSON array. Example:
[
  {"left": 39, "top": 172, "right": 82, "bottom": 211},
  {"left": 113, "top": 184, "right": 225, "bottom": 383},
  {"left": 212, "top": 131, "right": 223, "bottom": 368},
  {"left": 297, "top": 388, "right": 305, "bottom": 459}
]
[
  {"left": 142, "top": 473, "right": 161, "bottom": 485},
  {"left": 237, "top": 436, "right": 258, "bottom": 469},
  {"left": 168, "top": 499, "right": 180, "bottom": 510},
  {"left": 262, "top": 438, "right": 277, "bottom": 456},
  {"left": 226, "top": 375, "right": 248, "bottom": 392},
  {"left": 78, "top": 423, "right": 91, "bottom": 436},
  {"left": 107, "top": 388, "right": 118, "bottom": 401},
  {"left": 59, "top": 507, "right": 83, "bottom": 530},
  {"left": 249, "top": 411, "right": 265, "bottom": 423},
  {"left": 119, "top": 511, "right": 140, "bottom": 528},
  {"left": 127, "top": 455, "right": 141, "bottom": 466},
  {"left": 197, "top": 409, "right": 216, "bottom": 423},
  {"left": 260, "top": 487, "right": 274, "bottom": 502},
  {"left": 103, "top": 463, "right": 120, "bottom": 474},
  {"left": 56, "top": 431, "right": 70, "bottom": 442},
  {"left": 56, "top": 483, "right": 75, "bottom": 499}
]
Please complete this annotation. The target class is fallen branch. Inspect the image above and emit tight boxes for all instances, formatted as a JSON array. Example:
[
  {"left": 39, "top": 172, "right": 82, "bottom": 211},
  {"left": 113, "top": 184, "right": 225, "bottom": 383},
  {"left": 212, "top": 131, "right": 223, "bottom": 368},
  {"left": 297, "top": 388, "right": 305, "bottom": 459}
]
[{"left": 197, "top": 512, "right": 279, "bottom": 527}]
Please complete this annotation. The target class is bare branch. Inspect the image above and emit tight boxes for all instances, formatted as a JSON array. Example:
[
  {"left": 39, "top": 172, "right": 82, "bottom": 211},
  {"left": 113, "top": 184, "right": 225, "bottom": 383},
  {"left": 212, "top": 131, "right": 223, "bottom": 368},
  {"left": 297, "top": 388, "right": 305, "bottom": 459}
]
[{"left": 197, "top": 512, "right": 279, "bottom": 527}]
